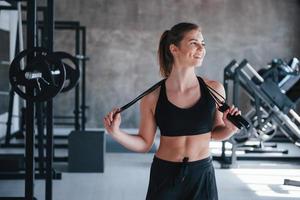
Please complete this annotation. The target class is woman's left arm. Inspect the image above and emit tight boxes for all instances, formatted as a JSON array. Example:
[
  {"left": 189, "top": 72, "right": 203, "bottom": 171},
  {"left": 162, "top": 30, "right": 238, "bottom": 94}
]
[{"left": 208, "top": 81, "right": 241, "bottom": 141}]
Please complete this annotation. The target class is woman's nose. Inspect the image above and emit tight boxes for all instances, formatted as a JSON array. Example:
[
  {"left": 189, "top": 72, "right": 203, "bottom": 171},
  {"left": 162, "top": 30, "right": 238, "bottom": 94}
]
[
  {"left": 197, "top": 45, "right": 205, "bottom": 52},
  {"left": 197, "top": 44, "right": 205, "bottom": 50}
]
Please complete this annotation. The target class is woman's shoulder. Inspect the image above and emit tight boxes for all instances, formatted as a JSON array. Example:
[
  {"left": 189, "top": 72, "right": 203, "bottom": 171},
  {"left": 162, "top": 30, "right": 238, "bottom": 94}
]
[
  {"left": 201, "top": 77, "right": 225, "bottom": 96},
  {"left": 144, "top": 85, "right": 161, "bottom": 102},
  {"left": 140, "top": 82, "right": 162, "bottom": 111}
]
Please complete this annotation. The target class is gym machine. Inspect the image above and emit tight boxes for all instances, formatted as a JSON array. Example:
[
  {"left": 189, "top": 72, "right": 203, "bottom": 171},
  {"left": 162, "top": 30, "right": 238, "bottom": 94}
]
[
  {"left": 0, "top": 4, "right": 88, "bottom": 147},
  {"left": 0, "top": 6, "right": 88, "bottom": 170},
  {"left": 0, "top": 0, "right": 80, "bottom": 199},
  {"left": 217, "top": 58, "right": 300, "bottom": 168},
  {"left": 0, "top": 1, "right": 81, "bottom": 169}
]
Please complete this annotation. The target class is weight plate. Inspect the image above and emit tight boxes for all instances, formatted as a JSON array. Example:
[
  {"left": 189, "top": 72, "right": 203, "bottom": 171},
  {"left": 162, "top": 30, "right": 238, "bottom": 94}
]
[
  {"left": 52, "top": 51, "right": 80, "bottom": 93},
  {"left": 9, "top": 47, "right": 66, "bottom": 102}
]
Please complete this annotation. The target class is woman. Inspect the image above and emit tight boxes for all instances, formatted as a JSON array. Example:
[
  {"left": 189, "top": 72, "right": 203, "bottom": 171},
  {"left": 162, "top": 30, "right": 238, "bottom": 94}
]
[{"left": 103, "top": 22, "right": 241, "bottom": 200}]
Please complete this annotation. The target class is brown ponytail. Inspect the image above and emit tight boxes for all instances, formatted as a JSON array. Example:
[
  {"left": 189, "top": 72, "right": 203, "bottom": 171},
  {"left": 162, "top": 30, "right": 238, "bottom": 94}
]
[{"left": 158, "top": 22, "right": 199, "bottom": 78}]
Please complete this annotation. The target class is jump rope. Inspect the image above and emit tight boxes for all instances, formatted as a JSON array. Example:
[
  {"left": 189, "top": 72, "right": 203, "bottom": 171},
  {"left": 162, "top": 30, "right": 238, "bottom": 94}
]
[{"left": 114, "top": 78, "right": 250, "bottom": 130}]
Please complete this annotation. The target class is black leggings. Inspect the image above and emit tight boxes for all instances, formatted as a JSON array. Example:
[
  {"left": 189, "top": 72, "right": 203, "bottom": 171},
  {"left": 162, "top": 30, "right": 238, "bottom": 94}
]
[{"left": 146, "top": 156, "right": 218, "bottom": 200}]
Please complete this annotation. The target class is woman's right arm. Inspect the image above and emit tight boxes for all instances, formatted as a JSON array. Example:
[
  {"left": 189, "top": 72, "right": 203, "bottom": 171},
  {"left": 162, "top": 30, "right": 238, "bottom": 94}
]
[{"left": 103, "top": 92, "right": 158, "bottom": 153}]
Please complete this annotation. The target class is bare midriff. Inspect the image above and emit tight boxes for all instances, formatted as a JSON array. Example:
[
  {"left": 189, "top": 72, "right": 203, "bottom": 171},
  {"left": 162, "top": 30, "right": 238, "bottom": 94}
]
[{"left": 155, "top": 132, "right": 211, "bottom": 162}]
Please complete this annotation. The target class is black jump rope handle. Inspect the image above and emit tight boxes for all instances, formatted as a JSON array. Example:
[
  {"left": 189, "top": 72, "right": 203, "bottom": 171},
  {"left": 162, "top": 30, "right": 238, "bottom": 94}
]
[
  {"left": 114, "top": 79, "right": 250, "bottom": 130},
  {"left": 218, "top": 103, "right": 250, "bottom": 130}
]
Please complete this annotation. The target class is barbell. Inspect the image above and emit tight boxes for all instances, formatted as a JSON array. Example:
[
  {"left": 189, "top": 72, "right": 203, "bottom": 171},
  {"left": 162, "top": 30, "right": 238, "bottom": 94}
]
[{"left": 9, "top": 47, "right": 80, "bottom": 102}]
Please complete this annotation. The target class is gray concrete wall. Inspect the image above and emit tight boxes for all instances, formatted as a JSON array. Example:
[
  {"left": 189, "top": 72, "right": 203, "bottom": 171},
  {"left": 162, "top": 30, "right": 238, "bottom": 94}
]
[{"left": 52, "top": 0, "right": 300, "bottom": 128}]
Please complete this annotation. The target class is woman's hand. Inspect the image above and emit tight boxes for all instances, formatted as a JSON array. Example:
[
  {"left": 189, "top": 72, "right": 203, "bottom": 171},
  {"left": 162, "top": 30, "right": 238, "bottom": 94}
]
[
  {"left": 103, "top": 108, "right": 121, "bottom": 136},
  {"left": 222, "top": 105, "right": 241, "bottom": 132}
]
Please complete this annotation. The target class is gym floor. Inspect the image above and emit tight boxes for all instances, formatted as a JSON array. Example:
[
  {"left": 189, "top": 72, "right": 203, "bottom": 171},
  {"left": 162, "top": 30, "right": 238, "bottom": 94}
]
[{"left": 0, "top": 129, "right": 300, "bottom": 200}]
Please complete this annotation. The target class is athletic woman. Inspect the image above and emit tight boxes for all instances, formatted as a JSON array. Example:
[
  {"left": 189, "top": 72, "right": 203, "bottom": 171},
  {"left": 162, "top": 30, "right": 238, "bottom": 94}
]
[{"left": 103, "top": 22, "right": 241, "bottom": 200}]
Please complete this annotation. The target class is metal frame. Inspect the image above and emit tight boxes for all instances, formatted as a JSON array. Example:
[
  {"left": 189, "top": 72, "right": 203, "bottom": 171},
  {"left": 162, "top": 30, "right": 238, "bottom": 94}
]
[
  {"left": 0, "top": 1, "right": 59, "bottom": 199},
  {"left": 1, "top": 6, "right": 88, "bottom": 146},
  {"left": 38, "top": 19, "right": 87, "bottom": 131},
  {"left": 0, "top": 13, "right": 87, "bottom": 200}
]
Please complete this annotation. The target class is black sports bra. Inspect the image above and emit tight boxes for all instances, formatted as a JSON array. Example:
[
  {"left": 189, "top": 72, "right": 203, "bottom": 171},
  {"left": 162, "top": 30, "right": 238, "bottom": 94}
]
[{"left": 154, "top": 76, "right": 216, "bottom": 136}]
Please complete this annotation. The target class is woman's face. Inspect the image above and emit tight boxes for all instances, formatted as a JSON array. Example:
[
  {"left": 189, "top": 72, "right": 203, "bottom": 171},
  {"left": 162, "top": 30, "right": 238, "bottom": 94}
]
[{"left": 172, "top": 29, "right": 206, "bottom": 67}]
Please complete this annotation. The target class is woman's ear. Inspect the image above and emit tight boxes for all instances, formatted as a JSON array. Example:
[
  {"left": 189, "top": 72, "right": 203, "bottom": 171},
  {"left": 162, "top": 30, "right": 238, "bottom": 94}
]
[{"left": 169, "top": 44, "right": 178, "bottom": 56}]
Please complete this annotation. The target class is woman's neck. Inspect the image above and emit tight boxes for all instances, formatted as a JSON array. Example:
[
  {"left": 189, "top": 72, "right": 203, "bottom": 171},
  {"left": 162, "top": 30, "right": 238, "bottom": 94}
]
[{"left": 166, "top": 67, "right": 198, "bottom": 92}]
